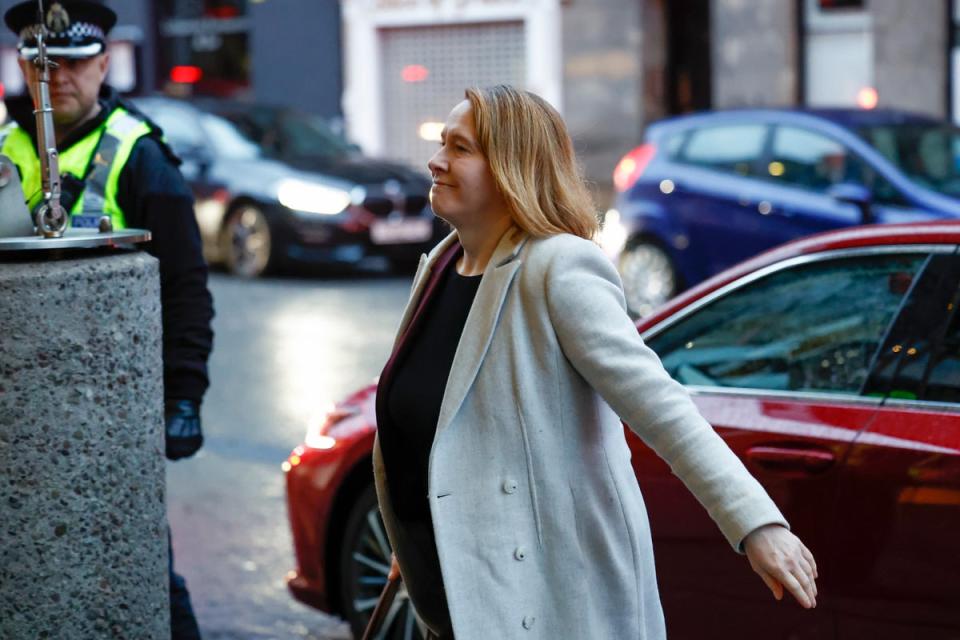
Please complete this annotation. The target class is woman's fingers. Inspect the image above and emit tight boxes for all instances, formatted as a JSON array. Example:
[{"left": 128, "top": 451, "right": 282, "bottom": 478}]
[
  {"left": 802, "top": 544, "right": 819, "bottom": 578},
  {"left": 757, "top": 569, "right": 784, "bottom": 601},
  {"left": 796, "top": 555, "right": 817, "bottom": 597},
  {"left": 778, "top": 567, "right": 814, "bottom": 609},
  {"left": 743, "top": 524, "right": 819, "bottom": 609},
  {"left": 770, "top": 553, "right": 816, "bottom": 608}
]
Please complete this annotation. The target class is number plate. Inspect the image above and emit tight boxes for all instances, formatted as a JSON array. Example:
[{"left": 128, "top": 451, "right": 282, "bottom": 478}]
[{"left": 370, "top": 218, "right": 432, "bottom": 244}]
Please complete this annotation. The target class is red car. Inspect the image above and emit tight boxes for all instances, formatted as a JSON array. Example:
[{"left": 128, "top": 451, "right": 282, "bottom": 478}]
[{"left": 285, "top": 221, "right": 960, "bottom": 639}]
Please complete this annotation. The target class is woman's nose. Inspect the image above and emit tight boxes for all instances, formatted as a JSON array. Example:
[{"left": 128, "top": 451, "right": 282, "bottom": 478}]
[{"left": 427, "top": 149, "right": 446, "bottom": 176}]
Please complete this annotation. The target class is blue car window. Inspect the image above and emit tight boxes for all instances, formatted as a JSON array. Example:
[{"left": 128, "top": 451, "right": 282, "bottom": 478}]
[
  {"left": 765, "top": 126, "right": 908, "bottom": 206},
  {"left": 647, "top": 253, "right": 927, "bottom": 394},
  {"left": 679, "top": 124, "right": 766, "bottom": 176},
  {"left": 768, "top": 126, "right": 850, "bottom": 190},
  {"left": 663, "top": 132, "right": 686, "bottom": 159},
  {"left": 859, "top": 124, "right": 960, "bottom": 198}
]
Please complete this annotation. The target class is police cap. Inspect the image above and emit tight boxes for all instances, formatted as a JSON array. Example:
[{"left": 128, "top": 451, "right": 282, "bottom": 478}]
[{"left": 4, "top": 1, "right": 116, "bottom": 60}]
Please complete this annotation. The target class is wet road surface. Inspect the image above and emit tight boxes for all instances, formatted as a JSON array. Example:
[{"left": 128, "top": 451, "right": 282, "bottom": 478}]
[{"left": 167, "top": 269, "right": 412, "bottom": 639}]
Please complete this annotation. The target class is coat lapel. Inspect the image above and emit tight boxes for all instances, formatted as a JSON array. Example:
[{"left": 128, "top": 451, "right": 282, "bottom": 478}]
[{"left": 436, "top": 228, "right": 528, "bottom": 435}]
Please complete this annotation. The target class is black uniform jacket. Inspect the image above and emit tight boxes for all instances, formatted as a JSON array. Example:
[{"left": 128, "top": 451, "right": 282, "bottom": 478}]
[{"left": 5, "top": 86, "right": 214, "bottom": 403}]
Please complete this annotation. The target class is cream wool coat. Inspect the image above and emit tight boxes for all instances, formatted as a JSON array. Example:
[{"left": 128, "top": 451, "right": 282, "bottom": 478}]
[{"left": 373, "top": 229, "right": 787, "bottom": 639}]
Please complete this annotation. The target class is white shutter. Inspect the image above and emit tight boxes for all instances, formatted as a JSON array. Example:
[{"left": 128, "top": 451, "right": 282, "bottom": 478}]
[{"left": 380, "top": 21, "right": 526, "bottom": 169}]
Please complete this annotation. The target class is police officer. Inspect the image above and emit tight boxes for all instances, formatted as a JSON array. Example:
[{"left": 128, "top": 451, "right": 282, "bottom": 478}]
[{"left": 2, "top": 2, "right": 213, "bottom": 638}]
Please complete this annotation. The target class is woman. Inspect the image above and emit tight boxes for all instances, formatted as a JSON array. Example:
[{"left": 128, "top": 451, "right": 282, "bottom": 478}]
[{"left": 373, "top": 85, "right": 818, "bottom": 640}]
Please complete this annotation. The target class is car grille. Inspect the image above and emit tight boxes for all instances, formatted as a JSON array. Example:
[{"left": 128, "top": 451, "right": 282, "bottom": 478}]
[{"left": 363, "top": 194, "right": 429, "bottom": 217}]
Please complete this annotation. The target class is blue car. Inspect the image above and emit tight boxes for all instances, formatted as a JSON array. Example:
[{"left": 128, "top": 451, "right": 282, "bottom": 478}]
[{"left": 604, "top": 108, "right": 960, "bottom": 315}]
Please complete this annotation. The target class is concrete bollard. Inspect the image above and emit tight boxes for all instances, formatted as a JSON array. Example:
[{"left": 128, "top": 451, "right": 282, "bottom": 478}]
[{"left": 0, "top": 250, "right": 169, "bottom": 639}]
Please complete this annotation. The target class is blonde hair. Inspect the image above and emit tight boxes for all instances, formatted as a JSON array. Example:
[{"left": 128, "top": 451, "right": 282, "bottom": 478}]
[{"left": 465, "top": 85, "right": 599, "bottom": 240}]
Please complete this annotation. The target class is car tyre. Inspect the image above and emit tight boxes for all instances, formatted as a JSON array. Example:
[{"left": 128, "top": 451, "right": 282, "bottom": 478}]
[
  {"left": 339, "top": 484, "right": 426, "bottom": 640},
  {"left": 618, "top": 238, "right": 678, "bottom": 318},
  {"left": 221, "top": 204, "right": 275, "bottom": 277}
]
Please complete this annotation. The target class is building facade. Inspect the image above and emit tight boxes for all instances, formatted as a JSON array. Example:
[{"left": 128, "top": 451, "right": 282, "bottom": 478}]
[
  {"left": 0, "top": 0, "right": 956, "bottom": 201},
  {"left": 0, "top": 0, "right": 344, "bottom": 120},
  {"left": 340, "top": 0, "right": 957, "bottom": 203}
]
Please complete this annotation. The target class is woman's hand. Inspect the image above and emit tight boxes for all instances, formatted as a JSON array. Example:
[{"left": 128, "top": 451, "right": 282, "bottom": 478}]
[{"left": 743, "top": 524, "right": 818, "bottom": 609}]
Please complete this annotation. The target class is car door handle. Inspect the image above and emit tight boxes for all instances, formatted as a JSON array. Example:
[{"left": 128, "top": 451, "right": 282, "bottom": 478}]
[{"left": 746, "top": 445, "right": 835, "bottom": 474}]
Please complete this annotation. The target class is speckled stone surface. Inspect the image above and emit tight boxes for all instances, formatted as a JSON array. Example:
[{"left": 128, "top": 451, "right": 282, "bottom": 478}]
[{"left": 0, "top": 251, "right": 169, "bottom": 639}]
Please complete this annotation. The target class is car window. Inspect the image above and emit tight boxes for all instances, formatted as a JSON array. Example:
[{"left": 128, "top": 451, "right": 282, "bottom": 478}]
[
  {"left": 766, "top": 125, "right": 908, "bottom": 206},
  {"left": 766, "top": 126, "right": 857, "bottom": 190},
  {"left": 662, "top": 131, "right": 686, "bottom": 159},
  {"left": 135, "top": 100, "right": 205, "bottom": 152},
  {"left": 199, "top": 113, "right": 260, "bottom": 160},
  {"left": 859, "top": 123, "right": 960, "bottom": 198},
  {"left": 678, "top": 124, "right": 767, "bottom": 176},
  {"left": 646, "top": 252, "right": 927, "bottom": 394},
  {"left": 864, "top": 252, "right": 960, "bottom": 403},
  {"left": 277, "top": 112, "right": 352, "bottom": 159}
]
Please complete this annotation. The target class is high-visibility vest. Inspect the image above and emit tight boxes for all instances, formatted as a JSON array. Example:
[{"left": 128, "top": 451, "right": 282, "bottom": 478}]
[{"left": 0, "top": 107, "right": 153, "bottom": 230}]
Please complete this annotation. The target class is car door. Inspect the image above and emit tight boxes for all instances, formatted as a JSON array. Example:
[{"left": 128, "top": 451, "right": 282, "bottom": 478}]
[
  {"left": 660, "top": 122, "right": 773, "bottom": 278},
  {"left": 632, "top": 248, "right": 931, "bottom": 639},
  {"left": 744, "top": 125, "right": 871, "bottom": 245},
  {"left": 759, "top": 125, "right": 940, "bottom": 238},
  {"left": 830, "top": 249, "right": 960, "bottom": 638}
]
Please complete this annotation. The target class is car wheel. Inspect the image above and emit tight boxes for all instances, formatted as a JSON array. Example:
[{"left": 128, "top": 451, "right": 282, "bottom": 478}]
[
  {"left": 339, "top": 484, "right": 426, "bottom": 640},
  {"left": 618, "top": 239, "right": 678, "bottom": 318},
  {"left": 222, "top": 204, "right": 274, "bottom": 277}
]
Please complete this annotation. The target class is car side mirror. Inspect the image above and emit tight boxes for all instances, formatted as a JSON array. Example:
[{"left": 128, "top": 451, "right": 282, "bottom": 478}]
[
  {"left": 177, "top": 144, "right": 214, "bottom": 178},
  {"left": 827, "top": 182, "right": 873, "bottom": 224}
]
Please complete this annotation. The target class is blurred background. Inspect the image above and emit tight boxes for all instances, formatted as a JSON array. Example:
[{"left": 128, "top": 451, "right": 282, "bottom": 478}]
[
  {"left": 1, "top": 0, "right": 954, "bottom": 203},
  {"left": 3, "top": 1, "right": 959, "bottom": 639}
]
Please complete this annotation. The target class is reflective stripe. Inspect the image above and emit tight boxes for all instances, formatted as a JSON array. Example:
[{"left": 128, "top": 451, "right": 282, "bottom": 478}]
[
  {"left": 83, "top": 128, "right": 123, "bottom": 216},
  {"left": 108, "top": 112, "right": 143, "bottom": 137},
  {"left": 0, "top": 108, "right": 153, "bottom": 230}
]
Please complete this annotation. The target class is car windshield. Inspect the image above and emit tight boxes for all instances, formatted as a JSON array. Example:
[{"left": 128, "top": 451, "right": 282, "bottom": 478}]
[
  {"left": 198, "top": 113, "right": 261, "bottom": 160},
  {"left": 276, "top": 112, "right": 353, "bottom": 159},
  {"left": 858, "top": 123, "right": 960, "bottom": 198},
  {"left": 221, "top": 108, "right": 352, "bottom": 160}
]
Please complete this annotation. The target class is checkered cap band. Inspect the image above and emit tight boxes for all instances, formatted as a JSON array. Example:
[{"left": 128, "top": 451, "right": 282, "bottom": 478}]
[{"left": 19, "top": 20, "right": 105, "bottom": 44}]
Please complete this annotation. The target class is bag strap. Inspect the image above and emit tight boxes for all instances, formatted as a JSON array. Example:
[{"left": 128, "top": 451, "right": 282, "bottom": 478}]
[{"left": 361, "top": 554, "right": 403, "bottom": 640}]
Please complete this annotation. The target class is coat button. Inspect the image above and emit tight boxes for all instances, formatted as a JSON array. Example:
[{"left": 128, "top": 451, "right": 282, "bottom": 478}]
[
  {"left": 514, "top": 546, "right": 527, "bottom": 561},
  {"left": 522, "top": 615, "right": 536, "bottom": 630},
  {"left": 502, "top": 478, "right": 518, "bottom": 494}
]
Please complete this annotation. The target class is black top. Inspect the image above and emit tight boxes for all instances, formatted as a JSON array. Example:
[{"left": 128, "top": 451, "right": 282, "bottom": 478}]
[
  {"left": 6, "top": 86, "right": 214, "bottom": 403},
  {"left": 385, "top": 261, "right": 482, "bottom": 521}
]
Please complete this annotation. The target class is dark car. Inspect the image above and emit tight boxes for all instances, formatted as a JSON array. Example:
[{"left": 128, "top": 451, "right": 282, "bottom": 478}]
[
  {"left": 133, "top": 97, "right": 443, "bottom": 276},
  {"left": 284, "top": 221, "right": 960, "bottom": 639},
  {"left": 606, "top": 108, "right": 960, "bottom": 315}
]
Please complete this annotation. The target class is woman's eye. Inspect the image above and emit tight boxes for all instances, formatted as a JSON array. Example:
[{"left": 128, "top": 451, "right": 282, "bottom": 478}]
[{"left": 456, "top": 144, "right": 468, "bottom": 152}]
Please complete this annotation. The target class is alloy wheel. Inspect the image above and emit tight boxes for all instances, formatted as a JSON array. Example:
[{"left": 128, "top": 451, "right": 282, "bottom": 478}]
[
  {"left": 618, "top": 240, "right": 677, "bottom": 318},
  {"left": 223, "top": 205, "right": 272, "bottom": 277},
  {"left": 341, "top": 485, "right": 426, "bottom": 640}
]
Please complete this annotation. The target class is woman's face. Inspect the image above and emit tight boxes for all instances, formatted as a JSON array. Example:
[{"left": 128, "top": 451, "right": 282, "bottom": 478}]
[{"left": 427, "top": 100, "right": 510, "bottom": 228}]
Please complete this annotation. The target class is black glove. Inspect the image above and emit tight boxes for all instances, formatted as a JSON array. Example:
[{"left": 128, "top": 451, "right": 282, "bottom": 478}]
[{"left": 165, "top": 399, "right": 204, "bottom": 460}]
